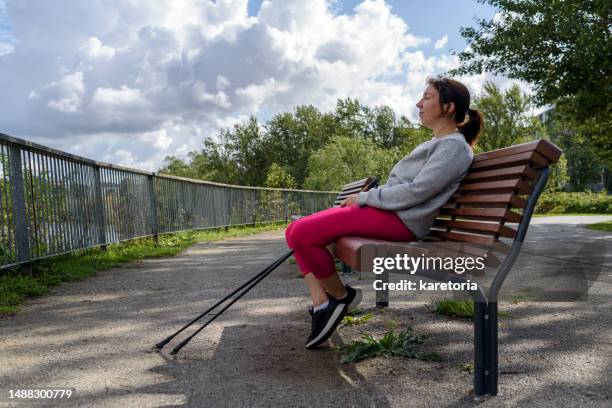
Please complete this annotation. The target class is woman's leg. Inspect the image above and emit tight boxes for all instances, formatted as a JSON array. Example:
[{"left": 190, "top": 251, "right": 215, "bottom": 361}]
[{"left": 285, "top": 205, "right": 415, "bottom": 305}]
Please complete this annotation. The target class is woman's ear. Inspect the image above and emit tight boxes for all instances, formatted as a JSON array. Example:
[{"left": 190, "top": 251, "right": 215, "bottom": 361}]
[
  {"left": 446, "top": 102, "right": 456, "bottom": 117},
  {"left": 441, "top": 102, "right": 455, "bottom": 117}
]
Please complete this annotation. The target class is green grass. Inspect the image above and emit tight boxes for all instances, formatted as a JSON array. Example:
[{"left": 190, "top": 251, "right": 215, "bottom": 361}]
[
  {"left": 430, "top": 297, "right": 476, "bottom": 319},
  {"left": 430, "top": 297, "right": 510, "bottom": 319},
  {"left": 0, "top": 222, "right": 286, "bottom": 316},
  {"left": 586, "top": 220, "right": 612, "bottom": 232},
  {"left": 459, "top": 362, "right": 475, "bottom": 374},
  {"left": 335, "top": 328, "right": 442, "bottom": 364},
  {"left": 385, "top": 319, "right": 400, "bottom": 330}
]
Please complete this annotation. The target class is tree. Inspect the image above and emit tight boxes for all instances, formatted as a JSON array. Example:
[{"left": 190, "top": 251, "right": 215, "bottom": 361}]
[
  {"left": 264, "top": 163, "right": 297, "bottom": 189},
  {"left": 158, "top": 156, "right": 196, "bottom": 179},
  {"left": 157, "top": 98, "right": 435, "bottom": 190},
  {"left": 225, "top": 116, "right": 269, "bottom": 186},
  {"left": 544, "top": 109, "right": 608, "bottom": 191},
  {"left": 263, "top": 105, "right": 333, "bottom": 187},
  {"left": 303, "top": 136, "right": 404, "bottom": 191},
  {"left": 452, "top": 0, "right": 611, "bottom": 163},
  {"left": 473, "top": 82, "right": 545, "bottom": 153}
]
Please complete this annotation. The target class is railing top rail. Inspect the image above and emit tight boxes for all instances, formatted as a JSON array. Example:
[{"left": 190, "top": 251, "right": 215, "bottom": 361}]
[
  {"left": 156, "top": 172, "right": 339, "bottom": 193},
  {"left": 0, "top": 132, "right": 154, "bottom": 176},
  {"left": 0, "top": 132, "right": 339, "bottom": 194}
]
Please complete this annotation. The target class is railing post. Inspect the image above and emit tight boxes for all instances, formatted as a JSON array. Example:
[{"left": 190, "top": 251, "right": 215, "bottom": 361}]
[
  {"left": 283, "top": 190, "right": 288, "bottom": 222},
  {"left": 251, "top": 190, "right": 256, "bottom": 226},
  {"left": 93, "top": 166, "right": 107, "bottom": 250},
  {"left": 148, "top": 174, "right": 159, "bottom": 244},
  {"left": 9, "top": 144, "right": 32, "bottom": 274}
]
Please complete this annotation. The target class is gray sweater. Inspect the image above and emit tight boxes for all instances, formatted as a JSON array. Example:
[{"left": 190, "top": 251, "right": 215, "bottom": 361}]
[{"left": 357, "top": 133, "right": 474, "bottom": 239}]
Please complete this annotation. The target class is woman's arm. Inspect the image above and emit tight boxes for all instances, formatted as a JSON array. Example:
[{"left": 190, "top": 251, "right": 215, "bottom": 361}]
[{"left": 356, "top": 139, "right": 472, "bottom": 211}]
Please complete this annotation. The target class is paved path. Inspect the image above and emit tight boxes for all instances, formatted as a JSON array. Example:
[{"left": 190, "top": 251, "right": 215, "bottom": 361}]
[{"left": 0, "top": 216, "right": 610, "bottom": 407}]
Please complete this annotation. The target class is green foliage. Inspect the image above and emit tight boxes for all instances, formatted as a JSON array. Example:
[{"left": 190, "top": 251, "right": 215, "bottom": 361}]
[
  {"left": 586, "top": 220, "right": 612, "bottom": 232},
  {"left": 342, "top": 312, "right": 374, "bottom": 326},
  {"left": 535, "top": 192, "right": 612, "bottom": 214},
  {"left": 264, "top": 163, "right": 297, "bottom": 189},
  {"left": 303, "top": 136, "right": 395, "bottom": 190},
  {"left": 453, "top": 0, "right": 612, "bottom": 163},
  {"left": 335, "top": 328, "right": 442, "bottom": 364},
  {"left": 545, "top": 155, "right": 569, "bottom": 194},
  {"left": 158, "top": 156, "right": 197, "bottom": 179},
  {"left": 0, "top": 222, "right": 286, "bottom": 315},
  {"left": 473, "top": 82, "right": 544, "bottom": 153},
  {"left": 544, "top": 109, "right": 609, "bottom": 192}
]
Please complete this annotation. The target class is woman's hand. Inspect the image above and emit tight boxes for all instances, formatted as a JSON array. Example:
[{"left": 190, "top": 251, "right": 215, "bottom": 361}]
[{"left": 340, "top": 194, "right": 359, "bottom": 207}]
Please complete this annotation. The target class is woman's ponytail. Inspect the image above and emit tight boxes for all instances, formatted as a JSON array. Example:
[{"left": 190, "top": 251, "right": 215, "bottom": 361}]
[{"left": 458, "top": 108, "right": 482, "bottom": 147}]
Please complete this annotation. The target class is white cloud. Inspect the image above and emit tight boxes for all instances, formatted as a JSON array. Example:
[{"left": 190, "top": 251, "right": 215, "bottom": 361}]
[
  {"left": 0, "top": 0, "right": 506, "bottom": 171},
  {"left": 44, "top": 72, "right": 86, "bottom": 113},
  {"left": 140, "top": 128, "right": 173, "bottom": 150},
  {"left": 81, "top": 36, "right": 116, "bottom": 59},
  {"left": 434, "top": 35, "right": 448, "bottom": 50},
  {"left": 91, "top": 86, "right": 148, "bottom": 110}
]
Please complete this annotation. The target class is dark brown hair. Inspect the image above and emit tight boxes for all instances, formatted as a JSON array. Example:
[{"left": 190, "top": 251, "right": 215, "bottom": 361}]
[{"left": 426, "top": 77, "right": 482, "bottom": 146}]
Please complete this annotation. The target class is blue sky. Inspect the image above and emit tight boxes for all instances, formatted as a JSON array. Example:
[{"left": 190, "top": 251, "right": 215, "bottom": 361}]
[{"left": 0, "top": 0, "right": 509, "bottom": 171}]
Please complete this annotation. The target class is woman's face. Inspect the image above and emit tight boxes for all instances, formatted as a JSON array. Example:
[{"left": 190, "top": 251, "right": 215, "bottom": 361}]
[{"left": 416, "top": 85, "right": 450, "bottom": 128}]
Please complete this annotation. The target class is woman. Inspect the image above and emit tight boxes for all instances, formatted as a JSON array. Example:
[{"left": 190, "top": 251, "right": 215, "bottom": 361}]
[{"left": 285, "top": 77, "right": 482, "bottom": 349}]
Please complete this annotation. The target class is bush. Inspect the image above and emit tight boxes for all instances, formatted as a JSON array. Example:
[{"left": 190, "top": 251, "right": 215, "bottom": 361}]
[{"left": 534, "top": 192, "right": 612, "bottom": 214}]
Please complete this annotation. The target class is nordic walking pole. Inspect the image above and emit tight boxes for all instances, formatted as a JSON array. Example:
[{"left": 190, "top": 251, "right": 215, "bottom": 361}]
[
  {"left": 156, "top": 250, "right": 294, "bottom": 349},
  {"left": 170, "top": 250, "right": 294, "bottom": 354}
]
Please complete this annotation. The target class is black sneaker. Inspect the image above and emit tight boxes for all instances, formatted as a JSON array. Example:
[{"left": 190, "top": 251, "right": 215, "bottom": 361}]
[
  {"left": 337, "top": 285, "right": 362, "bottom": 311},
  {"left": 305, "top": 298, "right": 347, "bottom": 349}
]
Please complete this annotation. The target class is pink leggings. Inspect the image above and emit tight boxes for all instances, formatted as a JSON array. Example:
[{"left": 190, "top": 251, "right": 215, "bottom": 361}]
[{"left": 285, "top": 205, "right": 416, "bottom": 280}]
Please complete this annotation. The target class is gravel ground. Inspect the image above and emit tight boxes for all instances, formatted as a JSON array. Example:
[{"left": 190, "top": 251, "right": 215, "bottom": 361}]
[{"left": 0, "top": 216, "right": 610, "bottom": 408}]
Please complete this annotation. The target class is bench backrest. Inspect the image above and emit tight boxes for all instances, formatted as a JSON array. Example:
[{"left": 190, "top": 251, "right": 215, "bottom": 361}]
[
  {"left": 427, "top": 139, "right": 563, "bottom": 248},
  {"left": 333, "top": 176, "right": 379, "bottom": 207}
]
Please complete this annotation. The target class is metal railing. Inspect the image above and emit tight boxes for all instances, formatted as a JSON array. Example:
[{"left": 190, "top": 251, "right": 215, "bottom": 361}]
[{"left": 0, "top": 133, "right": 338, "bottom": 270}]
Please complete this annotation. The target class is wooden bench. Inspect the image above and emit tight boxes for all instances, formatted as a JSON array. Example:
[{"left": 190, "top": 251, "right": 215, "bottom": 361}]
[{"left": 330, "top": 138, "right": 563, "bottom": 396}]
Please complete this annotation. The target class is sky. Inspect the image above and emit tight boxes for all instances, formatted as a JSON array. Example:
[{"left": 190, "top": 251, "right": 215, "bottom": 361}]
[{"left": 0, "top": 0, "right": 520, "bottom": 172}]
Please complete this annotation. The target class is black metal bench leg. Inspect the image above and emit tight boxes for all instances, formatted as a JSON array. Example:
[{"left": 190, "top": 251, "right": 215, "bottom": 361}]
[
  {"left": 474, "top": 301, "right": 499, "bottom": 396},
  {"left": 474, "top": 301, "right": 486, "bottom": 396},
  {"left": 486, "top": 302, "right": 499, "bottom": 396},
  {"left": 376, "top": 269, "right": 389, "bottom": 308}
]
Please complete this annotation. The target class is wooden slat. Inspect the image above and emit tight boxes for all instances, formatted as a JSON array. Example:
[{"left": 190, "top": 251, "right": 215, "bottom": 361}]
[
  {"left": 333, "top": 177, "right": 375, "bottom": 206},
  {"left": 472, "top": 139, "right": 563, "bottom": 164},
  {"left": 459, "top": 179, "right": 533, "bottom": 195},
  {"left": 450, "top": 193, "right": 527, "bottom": 208},
  {"left": 440, "top": 207, "right": 522, "bottom": 223},
  {"left": 337, "top": 186, "right": 367, "bottom": 196},
  {"left": 464, "top": 165, "right": 538, "bottom": 183},
  {"left": 471, "top": 151, "right": 548, "bottom": 171},
  {"left": 434, "top": 219, "right": 516, "bottom": 239},
  {"left": 341, "top": 178, "right": 370, "bottom": 190},
  {"left": 429, "top": 229, "right": 510, "bottom": 251}
]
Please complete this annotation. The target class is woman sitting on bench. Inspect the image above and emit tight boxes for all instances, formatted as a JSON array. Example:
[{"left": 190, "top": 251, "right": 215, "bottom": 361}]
[{"left": 285, "top": 77, "right": 482, "bottom": 349}]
